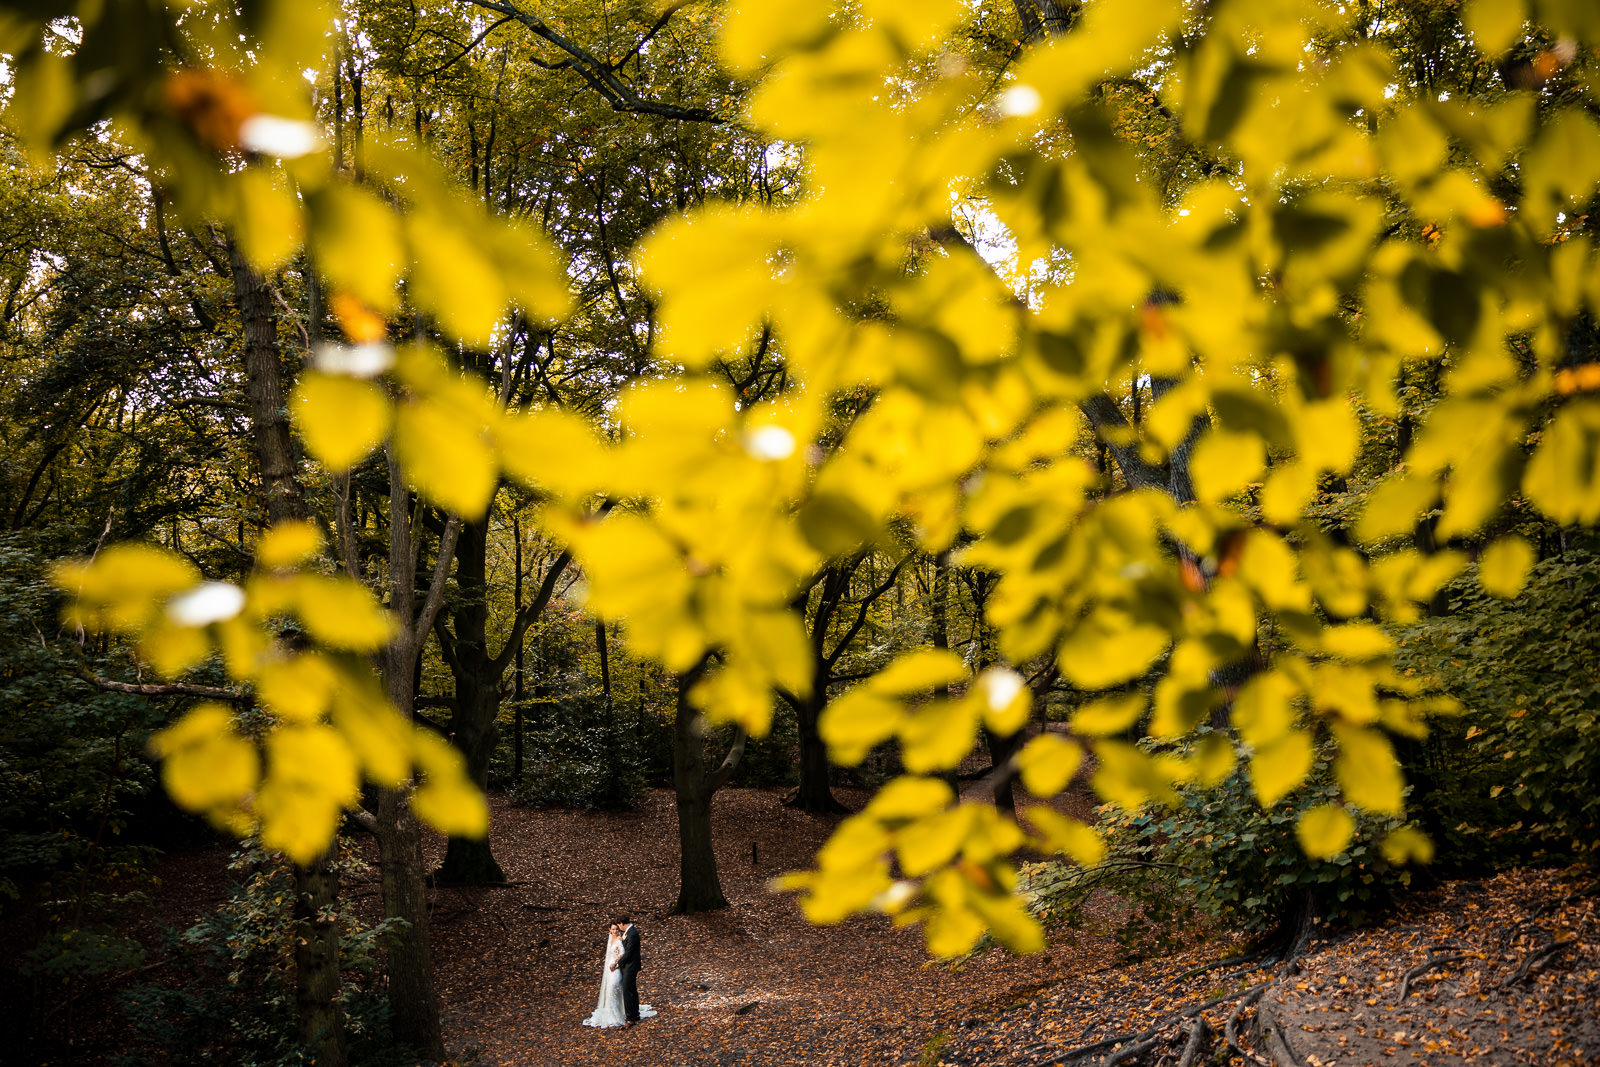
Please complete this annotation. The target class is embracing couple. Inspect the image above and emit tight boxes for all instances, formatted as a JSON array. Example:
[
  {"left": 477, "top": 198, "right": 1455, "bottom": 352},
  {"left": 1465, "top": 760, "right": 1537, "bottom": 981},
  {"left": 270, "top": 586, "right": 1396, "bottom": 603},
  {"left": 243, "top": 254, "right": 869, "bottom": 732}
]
[{"left": 583, "top": 916, "right": 656, "bottom": 1029}]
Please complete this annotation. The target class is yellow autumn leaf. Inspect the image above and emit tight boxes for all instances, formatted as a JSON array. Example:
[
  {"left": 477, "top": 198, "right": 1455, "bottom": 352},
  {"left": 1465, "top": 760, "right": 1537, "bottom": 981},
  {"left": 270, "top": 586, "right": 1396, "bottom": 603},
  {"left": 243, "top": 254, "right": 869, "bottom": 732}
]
[
  {"left": 405, "top": 209, "right": 508, "bottom": 347},
  {"left": 1260, "top": 461, "right": 1316, "bottom": 526},
  {"left": 1189, "top": 732, "right": 1237, "bottom": 787},
  {"left": 819, "top": 687, "right": 904, "bottom": 766},
  {"left": 1190, "top": 430, "right": 1266, "bottom": 503},
  {"left": 1477, "top": 535, "right": 1535, "bottom": 598},
  {"left": 413, "top": 775, "right": 490, "bottom": 838},
  {"left": 817, "top": 815, "right": 892, "bottom": 871},
  {"left": 266, "top": 723, "right": 360, "bottom": 806},
  {"left": 1237, "top": 530, "right": 1311, "bottom": 612},
  {"left": 899, "top": 697, "right": 982, "bottom": 773},
  {"left": 1027, "top": 808, "right": 1106, "bottom": 867},
  {"left": 393, "top": 393, "right": 499, "bottom": 520},
  {"left": 1380, "top": 826, "right": 1436, "bottom": 864},
  {"left": 256, "top": 520, "right": 324, "bottom": 571},
  {"left": 1332, "top": 723, "right": 1405, "bottom": 815},
  {"left": 231, "top": 167, "right": 304, "bottom": 271},
  {"left": 1297, "top": 399, "right": 1361, "bottom": 473},
  {"left": 256, "top": 653, "right": 341, "bottom": 722},
  {"left": 1320, "top": 621, "right": 1394, "bottom": 661},
  {"left": 292, "top": 372, "right": 391, "bottom": 472},
  {"left": 897, "top": 806, "right": 975, "bottom": 877},
  {"left": 1250, "top": 728, "right": 1314, "bottom": 807},
  {"left": 1296, "top": 803, "right": 1356, "bottom": 860},
  {"left": 1069, "top": 693, "right": 1146, "bottom": 736},
  {"left": 1015, "top": 733, "right": 1083, "bottom": 798},
  {"left": 288, "top": 575, "right": 396, "bottom": 651},
  {"left": 865, "top": 777, "right": 955, "bottom": 821},
  {"left": 1461, "top": 0, "right": 1526, "bottom": 56},
  {"left": 139, "top": 621, "right": 212, "bottom": 678},
  {"left": 56, "top": 544, "right": 200, "bottom": 633},
  {"left": 1355, "top": 473, "right": 1437, "bottom": 544},
  {"left": 869, "top": 649, "right": 968, "bottom": 695},
  {"left": 1057, "top": 612, "right": 1171, "bottom": 690},
  {"left": 924, "top": 899, "right": 986, "bottom": 959},
  {"left": 152, "top": 704, "right": 261, "bottom": 813},
  {"left": 329, "top": 689, "right": 414, "bottom": 787},
  {"left": 310, "top": 183, "right": 405, "bottom": 313},
  {"left": 1233, "top": 670, "right": 1299, "bottom": 748},
  {"left": 256, "top": 784, "right": 343, "bottom": 866},
  {"left": 744, "top": 610, "right": 813, "bottom": 699},
  {"left": 496, "top": 408, "right": 607, "bottom": 497},
  {"left": 718, "top": 0, "right": 835, "bottom": 72},
  {"left": 969, "top": 889, "right": 1046, "bottom": 955},
  {"left": 1091, "top": 740, "right": 1176, "bottom": 809}
]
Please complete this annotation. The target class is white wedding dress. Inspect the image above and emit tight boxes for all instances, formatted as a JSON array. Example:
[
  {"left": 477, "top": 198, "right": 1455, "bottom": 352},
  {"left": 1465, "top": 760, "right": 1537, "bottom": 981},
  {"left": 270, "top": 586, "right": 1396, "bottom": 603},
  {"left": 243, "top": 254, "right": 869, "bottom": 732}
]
[{"left": 583, "top": 932, "right": 656, "bottom": 1028}]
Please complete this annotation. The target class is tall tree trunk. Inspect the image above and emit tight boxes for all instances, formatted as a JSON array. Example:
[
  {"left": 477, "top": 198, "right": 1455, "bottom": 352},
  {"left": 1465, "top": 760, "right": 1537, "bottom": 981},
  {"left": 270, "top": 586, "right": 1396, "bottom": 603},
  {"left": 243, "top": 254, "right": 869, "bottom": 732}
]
[
  {"left": 512, "top": 515, "right": 525, "bottom": 782},
  {"left": 790, "top": 664, "right": 845, "bottom": 814},
  {"left": 229, "top": 238, "right": 347, "bottom": 1067},
  {"left": 372, "top": 448, "right": 455, "bottom": 1062},
  {"left": 230, "top": 241, "right": 307, "bottom": 526},
  {"left": 672, "top": 661, "right": 745, "bottom": 914},
  {"left": 436, "top": 518, "right": 506, "bottom": 885},
  {"left": 597, "top": 618, "right": 618, "bottom": 803}
]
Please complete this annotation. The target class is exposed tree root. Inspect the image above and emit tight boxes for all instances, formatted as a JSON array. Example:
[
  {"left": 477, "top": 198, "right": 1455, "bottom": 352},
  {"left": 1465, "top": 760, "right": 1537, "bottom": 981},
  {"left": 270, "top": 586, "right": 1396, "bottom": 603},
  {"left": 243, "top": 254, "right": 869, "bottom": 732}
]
[
  {"left": 1223, "top": 986, "right": 1271, "bottom": 1066},
  {"left": 1397, "top": 951, "right": 1472, "bottom": 1001},
  {"left": 1500, "top": 937, "right": 1578, "bottom": 988},
  {"left": 1174, "top": 1018, "right": 1208, "bottom": 1067},
  {"left": 1176, "top": 947, "right": 1274, "bottom": 982},
  {"left": 1032, "top": 980, "right": 1273, "bottom": 1066}
]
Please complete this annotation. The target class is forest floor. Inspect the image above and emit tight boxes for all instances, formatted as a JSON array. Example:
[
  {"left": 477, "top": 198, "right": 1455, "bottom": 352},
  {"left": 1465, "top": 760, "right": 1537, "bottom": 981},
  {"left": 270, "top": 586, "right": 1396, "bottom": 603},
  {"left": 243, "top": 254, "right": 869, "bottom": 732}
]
[
  {"left": 10, "top": 784, "right": 1596, "bottom": 1066},
  {"left": 407, "top": 787, "right": 1599, "bottom": 1067}
]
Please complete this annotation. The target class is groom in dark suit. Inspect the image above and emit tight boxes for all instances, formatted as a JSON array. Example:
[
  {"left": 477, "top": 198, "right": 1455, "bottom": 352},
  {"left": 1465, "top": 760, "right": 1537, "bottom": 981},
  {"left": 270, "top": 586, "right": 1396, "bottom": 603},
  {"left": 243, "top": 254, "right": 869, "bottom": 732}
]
[{"left": 609, "top": 915, "right": 643, "bottom": 1026}]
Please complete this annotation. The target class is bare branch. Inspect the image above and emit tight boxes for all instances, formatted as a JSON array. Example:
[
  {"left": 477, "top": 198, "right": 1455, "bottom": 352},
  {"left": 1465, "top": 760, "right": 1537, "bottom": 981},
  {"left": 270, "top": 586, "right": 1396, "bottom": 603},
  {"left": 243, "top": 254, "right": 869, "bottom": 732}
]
[
  {"left": 461, "top": 0, "right": 724, "bottom": 124},
  {"left": 74, "top": 662, "right": 246, "bottom": 703}
]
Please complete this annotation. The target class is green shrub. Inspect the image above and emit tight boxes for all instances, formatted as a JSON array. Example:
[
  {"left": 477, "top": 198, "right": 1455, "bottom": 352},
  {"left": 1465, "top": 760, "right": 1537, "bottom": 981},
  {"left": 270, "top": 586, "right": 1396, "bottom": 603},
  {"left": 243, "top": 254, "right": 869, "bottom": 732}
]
[
  {"left": 1392, "top": 549, "right": 1600, "bottom": 868},
  {"left": 115, "top": 844, "right": 411, "bottom": 1067},
  {"left": 505, "top": 692, "right": 648, "bottom": 809}
]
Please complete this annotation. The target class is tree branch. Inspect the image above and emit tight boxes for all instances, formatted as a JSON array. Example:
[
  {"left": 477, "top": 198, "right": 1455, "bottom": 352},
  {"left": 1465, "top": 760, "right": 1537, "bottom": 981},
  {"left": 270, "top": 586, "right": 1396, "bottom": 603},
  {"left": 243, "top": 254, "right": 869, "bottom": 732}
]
[
  {"left": 461, "top": 0, "right": 724, "bottom": 124},
  {"left": 1079, "top": 393, "right": 1169, "bottom": 490},
  {"left": 823, "top": 551, "right": 915, "bottom": 669},
  {"left": 708, "top": 725, "right": 748, "bottom": 793},
  {"left": 489, "top": 548, "right": 572, "bottom": 676},
  {"left": 74, "top": 661, "right": 246, "bottom": 703},
  {"left": 419, "top": 15, "right": 517, "bottom": 78},
  {"left": 413, "top": 516, "right": 462, "bottom": 650}
]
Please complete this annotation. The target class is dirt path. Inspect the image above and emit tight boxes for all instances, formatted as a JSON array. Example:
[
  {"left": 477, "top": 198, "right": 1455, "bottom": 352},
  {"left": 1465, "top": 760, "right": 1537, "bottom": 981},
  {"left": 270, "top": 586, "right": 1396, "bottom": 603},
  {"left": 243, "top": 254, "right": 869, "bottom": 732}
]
[{"left": 418, "top": 786, "right": 1113, "bottom": 1067}]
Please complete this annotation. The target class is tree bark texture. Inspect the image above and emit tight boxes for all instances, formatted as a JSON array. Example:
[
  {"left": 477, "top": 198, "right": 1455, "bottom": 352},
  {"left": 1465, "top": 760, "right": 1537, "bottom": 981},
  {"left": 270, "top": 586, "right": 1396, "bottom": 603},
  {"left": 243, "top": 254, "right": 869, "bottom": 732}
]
[
  {"left": 436, "top": 519, "right": 507, "bottom": 885},
  {"left": 229, "top": 240, "right": 307, "bottom": 529},
  {"left": 229, "top": 237, "right": 347, "bottom": 1067},
  {"left": 672, "top": 662, "right": 745, "bottom": 914}
]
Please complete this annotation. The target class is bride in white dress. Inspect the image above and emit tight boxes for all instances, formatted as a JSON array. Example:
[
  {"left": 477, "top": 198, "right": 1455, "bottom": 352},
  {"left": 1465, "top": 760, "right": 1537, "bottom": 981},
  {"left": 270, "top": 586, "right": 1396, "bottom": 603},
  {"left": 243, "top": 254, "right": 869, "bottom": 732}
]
[{"left": 583, "top": 923, "right": 655, "bottom": 1028}]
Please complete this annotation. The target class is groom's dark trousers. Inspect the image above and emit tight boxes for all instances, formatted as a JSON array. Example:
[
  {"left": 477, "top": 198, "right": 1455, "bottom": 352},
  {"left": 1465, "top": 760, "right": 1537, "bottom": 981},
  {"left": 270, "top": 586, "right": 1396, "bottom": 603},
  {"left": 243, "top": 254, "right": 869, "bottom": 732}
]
[{"left": 617, "top": 925, "right": 643, "bottom": 1022}]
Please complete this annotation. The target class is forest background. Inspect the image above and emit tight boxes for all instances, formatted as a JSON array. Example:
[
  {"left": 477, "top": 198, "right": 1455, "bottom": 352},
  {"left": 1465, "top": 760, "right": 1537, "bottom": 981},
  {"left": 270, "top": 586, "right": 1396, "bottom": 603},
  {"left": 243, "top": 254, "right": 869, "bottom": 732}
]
[{"left": 0, "top": 0, "right": 1597, "bottom": 1064}]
